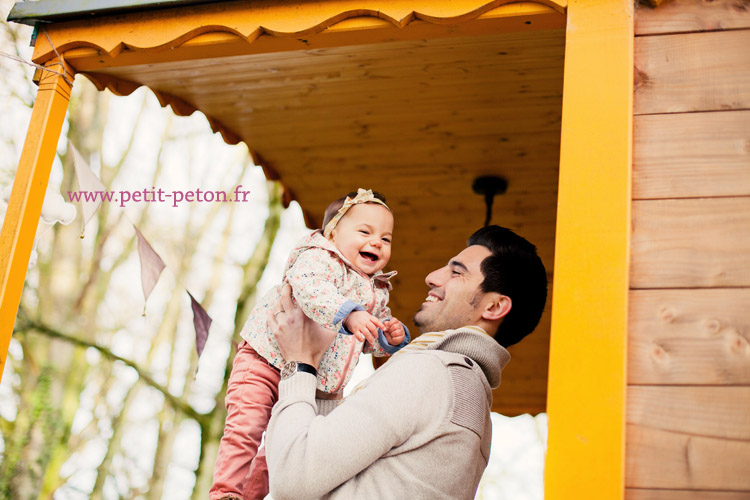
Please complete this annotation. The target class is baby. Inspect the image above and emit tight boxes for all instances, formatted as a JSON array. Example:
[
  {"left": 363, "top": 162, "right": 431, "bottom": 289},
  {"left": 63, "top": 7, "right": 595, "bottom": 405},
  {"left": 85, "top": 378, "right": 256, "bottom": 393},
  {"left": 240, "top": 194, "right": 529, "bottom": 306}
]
[{"left": 210, "top": 188, "right": 409, "bottom": 500}]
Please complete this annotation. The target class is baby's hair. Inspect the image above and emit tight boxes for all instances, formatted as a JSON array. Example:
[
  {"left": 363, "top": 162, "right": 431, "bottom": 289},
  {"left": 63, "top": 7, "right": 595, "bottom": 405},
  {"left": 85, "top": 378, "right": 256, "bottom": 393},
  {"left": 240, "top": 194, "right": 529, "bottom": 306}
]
[{"left": 322, "top": 191, "right": 388, "bottom": 230}]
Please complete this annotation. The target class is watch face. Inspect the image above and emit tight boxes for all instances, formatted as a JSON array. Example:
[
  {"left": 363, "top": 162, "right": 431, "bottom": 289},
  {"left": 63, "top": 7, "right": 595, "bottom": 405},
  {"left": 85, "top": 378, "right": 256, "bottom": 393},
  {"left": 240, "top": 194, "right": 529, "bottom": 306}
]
[{"left": 281, "top": 361, "right": 298, "bottom": 379}]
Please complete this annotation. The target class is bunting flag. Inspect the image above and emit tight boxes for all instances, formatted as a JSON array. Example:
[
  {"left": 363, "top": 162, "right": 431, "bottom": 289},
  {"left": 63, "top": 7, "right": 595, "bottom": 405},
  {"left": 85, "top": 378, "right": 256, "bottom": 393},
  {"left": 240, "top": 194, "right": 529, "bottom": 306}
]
[
  {"left": 134, "top": 225, "right": 166, "bottom": 314},
  {"left": 67, "top": 138, "right": 218, "bottom": 359},
  {"left": 69, "top": 141, "right": 106, "bottom": 238},
  {"left": 188, "top": 292, "right": 212, "bottom": 358}
]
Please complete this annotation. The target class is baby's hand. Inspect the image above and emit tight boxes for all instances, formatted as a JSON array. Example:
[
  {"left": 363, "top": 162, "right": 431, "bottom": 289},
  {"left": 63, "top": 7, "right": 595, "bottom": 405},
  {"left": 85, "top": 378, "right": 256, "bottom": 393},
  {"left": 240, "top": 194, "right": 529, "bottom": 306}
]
[
  {"left": 344, "top": 311, "right": 384, "bottom": 344},
  {"left": 383, "top": 318, "right": 406, "bottom": 346}
]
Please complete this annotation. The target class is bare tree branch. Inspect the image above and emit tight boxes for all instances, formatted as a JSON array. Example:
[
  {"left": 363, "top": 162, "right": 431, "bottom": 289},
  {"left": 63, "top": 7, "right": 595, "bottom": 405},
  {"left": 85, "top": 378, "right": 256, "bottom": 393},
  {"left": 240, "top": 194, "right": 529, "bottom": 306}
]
[{"left": 14, "top": 316, "right": 208, "bottom": 425}]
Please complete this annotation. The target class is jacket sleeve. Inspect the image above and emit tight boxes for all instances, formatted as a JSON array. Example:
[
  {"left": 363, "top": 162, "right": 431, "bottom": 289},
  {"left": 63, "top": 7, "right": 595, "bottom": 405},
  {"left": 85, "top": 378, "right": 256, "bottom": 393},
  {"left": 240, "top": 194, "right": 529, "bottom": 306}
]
[
  {"left": 266, "top": 354, "right": 448, "bottom": 500},
  {"left": 362, "top": 292, "right": 410, "bottom": 356},
  {"left": 286, "top": 248, "right": 363, "bottom": 331}
]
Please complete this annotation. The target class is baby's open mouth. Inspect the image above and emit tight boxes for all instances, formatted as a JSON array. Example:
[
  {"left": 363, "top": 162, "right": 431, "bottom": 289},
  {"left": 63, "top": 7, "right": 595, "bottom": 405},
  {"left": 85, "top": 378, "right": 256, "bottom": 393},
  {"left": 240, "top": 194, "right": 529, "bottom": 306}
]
[{"left": 360, "top": 251, "right": 378, "bottom": 262}]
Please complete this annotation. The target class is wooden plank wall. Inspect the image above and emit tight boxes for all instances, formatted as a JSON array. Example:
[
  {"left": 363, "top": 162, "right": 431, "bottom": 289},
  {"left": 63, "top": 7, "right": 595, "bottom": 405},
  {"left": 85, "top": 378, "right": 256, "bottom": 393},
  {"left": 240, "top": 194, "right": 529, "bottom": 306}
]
[
  {"left": 628, "top": 1, "right": 750, "bottom": 498},
  {"left": 625, "top": 0, "right": 750, "bottom": 500}
]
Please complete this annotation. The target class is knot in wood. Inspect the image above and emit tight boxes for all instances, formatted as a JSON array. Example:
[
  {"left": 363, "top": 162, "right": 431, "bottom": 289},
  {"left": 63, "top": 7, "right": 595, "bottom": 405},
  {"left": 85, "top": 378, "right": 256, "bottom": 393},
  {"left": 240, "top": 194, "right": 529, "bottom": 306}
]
[
  {"left": 651, "top": 343, "right": 668, "bottom": 362},
  {"left": 704, "top": 318, "right": 722, "bottom": 335},
  {"left": 727, "top": 329, "right": 750, "bottom": 354},
  {"left": 658, "top": 305, "right": 675, "bottom": 323}
]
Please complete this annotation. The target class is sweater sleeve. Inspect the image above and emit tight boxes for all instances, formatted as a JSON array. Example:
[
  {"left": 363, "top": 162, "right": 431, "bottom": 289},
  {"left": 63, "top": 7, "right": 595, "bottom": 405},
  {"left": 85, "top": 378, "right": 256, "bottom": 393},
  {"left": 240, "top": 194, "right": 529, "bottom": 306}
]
[
  {"left": 286, "top": 248, "right": 361, "bottom": 331},
  {"left": 266, "top": 355, "right": 448, "bottom": 500}
]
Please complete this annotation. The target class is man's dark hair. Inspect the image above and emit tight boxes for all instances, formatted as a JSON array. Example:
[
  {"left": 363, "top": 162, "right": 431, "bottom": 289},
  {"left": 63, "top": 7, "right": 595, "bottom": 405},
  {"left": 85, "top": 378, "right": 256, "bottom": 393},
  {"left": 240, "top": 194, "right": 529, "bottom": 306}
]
[
  {"left": 322, "top": 191, "right": 388, "bottom": 230},
  {"left": 467, "top": 225, "right": 548, "bottom": 348}
]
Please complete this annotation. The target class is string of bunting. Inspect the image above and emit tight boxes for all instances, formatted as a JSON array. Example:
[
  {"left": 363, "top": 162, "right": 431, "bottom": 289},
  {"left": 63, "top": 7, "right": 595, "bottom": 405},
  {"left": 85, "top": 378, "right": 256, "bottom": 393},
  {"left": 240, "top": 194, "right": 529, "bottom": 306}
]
[
  {"left": 5, "top": 33, "right": 212, "bottom": 358},
  {"left": 69, "top": 141, "right": 213, "bottom": 359},
  {"left": 0, "top": 28, "right": 75, "bottom": 87},
  {"left": 0, "top": 50, "right": 73, "bottom": 86}
]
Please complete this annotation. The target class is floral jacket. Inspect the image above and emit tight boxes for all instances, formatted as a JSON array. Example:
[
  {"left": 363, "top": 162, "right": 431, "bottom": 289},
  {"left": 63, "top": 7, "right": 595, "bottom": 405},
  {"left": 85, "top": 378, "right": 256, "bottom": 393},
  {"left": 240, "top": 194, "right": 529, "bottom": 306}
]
[{"left": 240, "top": 230, "right": 409, "bottom": 393}]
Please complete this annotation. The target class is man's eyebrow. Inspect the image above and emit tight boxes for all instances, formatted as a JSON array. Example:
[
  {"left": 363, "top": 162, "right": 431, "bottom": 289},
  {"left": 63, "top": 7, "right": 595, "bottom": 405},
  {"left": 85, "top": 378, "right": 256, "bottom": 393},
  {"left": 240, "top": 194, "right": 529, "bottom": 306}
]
[{"left": 449, "top": 260, "right": 469, "bottom": 272}]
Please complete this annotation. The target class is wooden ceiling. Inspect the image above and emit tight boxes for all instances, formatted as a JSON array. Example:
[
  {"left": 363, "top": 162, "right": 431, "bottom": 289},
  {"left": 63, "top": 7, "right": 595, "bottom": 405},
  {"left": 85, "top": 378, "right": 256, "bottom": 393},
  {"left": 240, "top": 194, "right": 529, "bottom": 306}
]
[{"left": 36, "top": 2, "right": 566, "bottom": 415}]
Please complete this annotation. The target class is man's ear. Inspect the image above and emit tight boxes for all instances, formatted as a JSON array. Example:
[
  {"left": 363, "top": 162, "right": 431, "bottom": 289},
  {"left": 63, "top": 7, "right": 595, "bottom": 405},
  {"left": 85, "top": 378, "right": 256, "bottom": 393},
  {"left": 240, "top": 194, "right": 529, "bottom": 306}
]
[{"left": 482, "top": 294, "right": 512, "bottom": 321}]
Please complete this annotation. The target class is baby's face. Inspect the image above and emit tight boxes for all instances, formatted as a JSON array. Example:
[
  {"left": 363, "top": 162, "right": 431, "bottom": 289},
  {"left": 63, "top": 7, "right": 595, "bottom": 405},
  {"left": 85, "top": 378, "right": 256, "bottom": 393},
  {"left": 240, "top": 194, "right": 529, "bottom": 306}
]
[{"left": 328, "top": 203, "right": 394, "bottom": 275}]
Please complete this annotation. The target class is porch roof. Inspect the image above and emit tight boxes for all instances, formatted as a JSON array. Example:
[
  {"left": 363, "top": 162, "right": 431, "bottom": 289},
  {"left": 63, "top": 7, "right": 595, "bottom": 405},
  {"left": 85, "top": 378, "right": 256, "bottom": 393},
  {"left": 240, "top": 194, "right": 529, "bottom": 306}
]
[
  {"left": 8, "top": 0, "right": 216, "bottom": 25},
  {"left": 10, "top": 0, "right": 567, "bottom": 415}
]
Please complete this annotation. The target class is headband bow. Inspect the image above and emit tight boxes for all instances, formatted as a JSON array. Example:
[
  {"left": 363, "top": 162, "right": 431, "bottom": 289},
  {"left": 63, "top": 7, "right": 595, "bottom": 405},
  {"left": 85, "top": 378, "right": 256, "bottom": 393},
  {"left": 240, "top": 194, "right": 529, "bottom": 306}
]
[{"left": 323, "top": 188, "right": 390, "bottom": 238}]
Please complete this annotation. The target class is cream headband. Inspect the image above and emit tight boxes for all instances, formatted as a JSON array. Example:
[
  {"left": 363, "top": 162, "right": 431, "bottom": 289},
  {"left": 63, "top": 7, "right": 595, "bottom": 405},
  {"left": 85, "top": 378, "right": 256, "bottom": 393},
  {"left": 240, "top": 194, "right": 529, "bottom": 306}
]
[{"left": 323, "top": 188, "right": 390, "bottom": 238}]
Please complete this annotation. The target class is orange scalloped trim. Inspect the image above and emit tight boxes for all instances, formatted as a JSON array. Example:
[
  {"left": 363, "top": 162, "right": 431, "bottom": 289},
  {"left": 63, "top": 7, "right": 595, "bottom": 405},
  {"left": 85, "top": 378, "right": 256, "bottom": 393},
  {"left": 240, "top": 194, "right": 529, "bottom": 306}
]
[
  {"left": 34, "top": 0, "right": 565, "bottom": 62},
  {"left": 82, "top": 72, "right": 287, "bottom": 203},
  {"left": 84, "top": 72, "right": 241, "bottom": 145}
]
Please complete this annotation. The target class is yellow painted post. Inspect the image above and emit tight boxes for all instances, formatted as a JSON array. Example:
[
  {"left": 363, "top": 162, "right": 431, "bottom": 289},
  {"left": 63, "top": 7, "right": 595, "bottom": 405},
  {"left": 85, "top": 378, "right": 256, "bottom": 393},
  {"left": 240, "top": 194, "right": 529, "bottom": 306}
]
[
  {"left": 0, "top": 61, "right": 74, "bottom": 382},
  {"left": 545, "top": 0, "right": 632, "bottom": 499}
]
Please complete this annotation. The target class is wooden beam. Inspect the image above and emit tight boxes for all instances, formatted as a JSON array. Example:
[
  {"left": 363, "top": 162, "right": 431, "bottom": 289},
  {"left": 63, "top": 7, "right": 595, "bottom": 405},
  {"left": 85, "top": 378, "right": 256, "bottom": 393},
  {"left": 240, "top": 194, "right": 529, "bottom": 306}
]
[
  {"left": 631, "top": 197, "right": 750, "bottom": 289},
  {"left": 628, "top": 387, "right": 750, "bottom": 490},
  {"left": 545, "top": 1, "right": 632, "bottom": 499},
  {"left": 629, "top": 289, "right": 750, "bottom": 385},
  {"left": 634, "top": 29, "right": 750, "bottom": 115},
  {"left": 626, "top": 490, "right": 750, "bottom": 500},
  {"left": 31, "top": 1, "right": 566, "bottom": 67},
  {"left": 633, "top": 110, "right": 750, "bottom": 200},
  {"left": 627, "top": 386, "right": 750, "bottom": 441},
  {"left": 635, "top": 0, "right": 750, "bottom": 36},
  {"left": 0, "top": 61, "right": 74, "bottom": 382},
  {"left": 626, "top": 424, "right": 750, "bottom": 490}
]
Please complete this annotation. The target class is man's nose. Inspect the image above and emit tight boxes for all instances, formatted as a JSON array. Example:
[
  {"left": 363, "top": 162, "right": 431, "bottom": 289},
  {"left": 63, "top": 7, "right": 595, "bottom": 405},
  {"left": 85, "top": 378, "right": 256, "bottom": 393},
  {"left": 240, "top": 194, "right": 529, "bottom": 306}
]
[{"left": 425, "top": 266, "right": 447, "bottom": 287}]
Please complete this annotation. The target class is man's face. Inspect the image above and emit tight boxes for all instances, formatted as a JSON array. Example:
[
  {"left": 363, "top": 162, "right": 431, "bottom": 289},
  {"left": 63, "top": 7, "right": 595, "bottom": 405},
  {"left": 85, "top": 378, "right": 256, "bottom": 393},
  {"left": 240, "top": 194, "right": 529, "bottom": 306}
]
[{"left": 413, "top": 245, "right": 492, "bottom": 333}]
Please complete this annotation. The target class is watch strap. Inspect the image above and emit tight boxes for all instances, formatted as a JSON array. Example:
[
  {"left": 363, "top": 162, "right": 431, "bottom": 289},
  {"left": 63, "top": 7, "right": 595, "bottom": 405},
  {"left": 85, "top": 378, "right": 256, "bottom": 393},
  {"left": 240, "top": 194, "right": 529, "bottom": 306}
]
[{"left": 294, "top": 362, "right": 317, "bottom": 377}]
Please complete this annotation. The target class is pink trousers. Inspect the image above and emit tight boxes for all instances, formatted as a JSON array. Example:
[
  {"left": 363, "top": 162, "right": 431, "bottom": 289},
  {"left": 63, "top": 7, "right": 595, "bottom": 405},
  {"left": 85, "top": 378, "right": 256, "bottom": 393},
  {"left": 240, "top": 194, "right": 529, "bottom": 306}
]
[{"left": 209, "top": 341, "right": 280, "bottom": 500}]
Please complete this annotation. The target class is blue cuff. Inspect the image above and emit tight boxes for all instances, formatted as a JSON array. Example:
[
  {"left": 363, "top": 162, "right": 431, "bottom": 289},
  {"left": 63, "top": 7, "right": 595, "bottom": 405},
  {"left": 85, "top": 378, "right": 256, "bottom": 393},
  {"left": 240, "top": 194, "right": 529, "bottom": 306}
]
[
  {"left": 334, "top": 301, "right": 364, "bottom": 334},
  {"left": 377, "top": 322, "right": 411, "bottom": 354}
]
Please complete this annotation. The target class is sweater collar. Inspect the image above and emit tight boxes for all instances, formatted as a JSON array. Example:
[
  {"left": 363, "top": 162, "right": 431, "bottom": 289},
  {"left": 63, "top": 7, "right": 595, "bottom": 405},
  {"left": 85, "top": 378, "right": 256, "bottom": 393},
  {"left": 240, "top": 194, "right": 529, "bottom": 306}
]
[{"left": 422, "top": 326, "right": 510, "bottom": 389}]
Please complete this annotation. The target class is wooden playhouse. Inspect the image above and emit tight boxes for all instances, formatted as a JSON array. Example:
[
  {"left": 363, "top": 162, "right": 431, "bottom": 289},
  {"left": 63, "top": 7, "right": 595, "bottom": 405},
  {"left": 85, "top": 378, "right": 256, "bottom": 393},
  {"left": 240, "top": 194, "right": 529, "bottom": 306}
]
[{"left": 1, "top": 0, "right": 748, "bottom": 497}]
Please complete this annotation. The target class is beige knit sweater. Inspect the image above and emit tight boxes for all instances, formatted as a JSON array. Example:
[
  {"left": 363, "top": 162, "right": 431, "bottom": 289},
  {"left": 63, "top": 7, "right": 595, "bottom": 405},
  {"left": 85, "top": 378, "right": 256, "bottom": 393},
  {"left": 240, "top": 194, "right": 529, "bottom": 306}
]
[{"left": 266, "top": 327, "right": 511, "bottom": 500}]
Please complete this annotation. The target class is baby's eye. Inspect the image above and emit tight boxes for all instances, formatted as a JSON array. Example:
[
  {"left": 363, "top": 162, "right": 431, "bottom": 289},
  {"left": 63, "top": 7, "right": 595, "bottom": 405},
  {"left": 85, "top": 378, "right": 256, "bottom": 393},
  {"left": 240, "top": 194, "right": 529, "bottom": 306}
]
[
  {"left": 359, "top": 229, "right": 369, "bottom": 235},
  {"left": 382, "top": 237, "right": 391, "bottom": 244}
]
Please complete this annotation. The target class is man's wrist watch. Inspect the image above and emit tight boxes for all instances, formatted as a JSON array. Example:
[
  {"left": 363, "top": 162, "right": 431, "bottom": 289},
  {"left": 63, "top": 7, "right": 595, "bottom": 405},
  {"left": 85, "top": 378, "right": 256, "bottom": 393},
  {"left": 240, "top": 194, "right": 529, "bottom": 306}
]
[{"left": 281, "top": 361, "right": 318, "bottom": 380}]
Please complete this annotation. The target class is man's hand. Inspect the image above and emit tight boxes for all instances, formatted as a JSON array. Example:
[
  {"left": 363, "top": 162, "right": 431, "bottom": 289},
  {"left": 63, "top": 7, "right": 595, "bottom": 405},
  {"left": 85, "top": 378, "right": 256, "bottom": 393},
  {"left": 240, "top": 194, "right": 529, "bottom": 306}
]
[
  {"left": 269, "top": 284, "right": 337, "bottom": 369},
  {"left": 343, "top": 310, "right": 384, "bottom": 344},
  {"left": 383, "top": 318, "right": 406, "bottom": 346}
]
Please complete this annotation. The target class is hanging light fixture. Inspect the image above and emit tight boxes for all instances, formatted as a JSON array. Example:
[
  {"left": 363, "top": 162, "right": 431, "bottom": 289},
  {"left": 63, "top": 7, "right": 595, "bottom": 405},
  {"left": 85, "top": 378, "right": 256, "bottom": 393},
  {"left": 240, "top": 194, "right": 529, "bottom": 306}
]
[{"left": 472, "top": 175, "right": 508, "bottom": 227}]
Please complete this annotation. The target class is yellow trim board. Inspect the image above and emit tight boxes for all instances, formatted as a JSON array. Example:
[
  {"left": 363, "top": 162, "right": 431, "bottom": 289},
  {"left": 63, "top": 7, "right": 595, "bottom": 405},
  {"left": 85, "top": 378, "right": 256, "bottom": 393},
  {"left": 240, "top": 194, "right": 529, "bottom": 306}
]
[
  {"left": 546, "top": 0, "right": 632, "bottom": 498},
  {"left": 35, "top": 1, "right": 566, "bottom": 70},
  {"left": 0, "top": 63, "right": 74, "bottom": 381},
  {"left": 30, "top": 0, "right": 566, "bottom": 63}
]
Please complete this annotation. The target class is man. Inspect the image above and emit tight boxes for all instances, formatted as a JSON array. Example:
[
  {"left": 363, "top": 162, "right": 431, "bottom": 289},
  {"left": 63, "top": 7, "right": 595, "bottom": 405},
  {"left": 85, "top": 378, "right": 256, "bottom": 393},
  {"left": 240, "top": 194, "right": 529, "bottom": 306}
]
[{"left": 265, "top": 225, "right": 548, "bottom": 500}]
